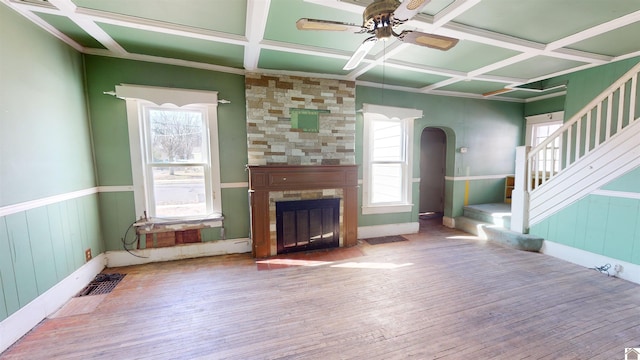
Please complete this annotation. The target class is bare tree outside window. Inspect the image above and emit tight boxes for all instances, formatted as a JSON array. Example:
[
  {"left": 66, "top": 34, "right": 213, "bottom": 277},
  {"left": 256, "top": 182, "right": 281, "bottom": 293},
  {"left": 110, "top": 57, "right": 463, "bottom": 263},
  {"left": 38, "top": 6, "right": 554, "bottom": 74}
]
[
  {"left": 146, "top": 108, "right": 208, "bottom": 218},
  {"left": 149, "top": 109, "right": 204, "bottom": 165}
]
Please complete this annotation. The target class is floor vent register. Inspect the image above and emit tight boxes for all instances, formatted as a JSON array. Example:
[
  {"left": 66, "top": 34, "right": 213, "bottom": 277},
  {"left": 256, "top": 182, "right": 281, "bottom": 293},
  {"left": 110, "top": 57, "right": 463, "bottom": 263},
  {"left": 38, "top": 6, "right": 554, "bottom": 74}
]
[{"left": 76, "top": 273, "right": 125, "bottom": 297}]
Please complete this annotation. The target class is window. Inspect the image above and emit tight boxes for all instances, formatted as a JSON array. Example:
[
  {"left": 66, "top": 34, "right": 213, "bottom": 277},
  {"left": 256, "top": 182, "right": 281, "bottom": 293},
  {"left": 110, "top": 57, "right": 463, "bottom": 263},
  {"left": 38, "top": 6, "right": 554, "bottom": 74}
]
[
  {"left": 143, "top": 107, "right": 210, "bottom": 218},
  {"left": 362, "top": 104, "right": 421, "bottom": 214},
  {"left": 525, "top": 111, "right": 563, "bottom": 174},
  {"left": 116, "top": 85, "right": 222, "bottom": 222}
]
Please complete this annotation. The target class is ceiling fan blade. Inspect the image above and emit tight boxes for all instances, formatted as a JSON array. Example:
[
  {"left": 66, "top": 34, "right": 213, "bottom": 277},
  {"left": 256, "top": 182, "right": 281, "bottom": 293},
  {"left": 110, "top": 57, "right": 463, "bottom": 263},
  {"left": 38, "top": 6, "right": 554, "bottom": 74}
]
[
  {"left": 398, "top": 31, "right": 459, "bottom": 50},
  {"left": 393, "top": 0, "right": 431, "bottom": 22},
  {"left": 343, "top": 37, "right": 377, "bottom": 70},
  {"left": 296, "top": 18, "right": 365, "bottom": 32}
]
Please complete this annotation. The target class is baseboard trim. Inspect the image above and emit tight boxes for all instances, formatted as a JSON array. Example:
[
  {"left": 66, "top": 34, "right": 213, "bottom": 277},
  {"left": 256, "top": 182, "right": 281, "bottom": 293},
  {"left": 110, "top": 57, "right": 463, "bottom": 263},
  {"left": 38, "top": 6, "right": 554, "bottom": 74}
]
[
  {"left": 443, "top": 216, "right": 455, "bottom": 228},
  {"left": 105, "top": 238, "right": 252, "bottom": 267},
  {"left": 358, "top": 222, "right": 419, "bottom": 239},
  {"left": 0, "top": 254, "right": 106, "bottom": 353},
  {"left": 541, "top": 240, "right": 640, "bottom": 285}
]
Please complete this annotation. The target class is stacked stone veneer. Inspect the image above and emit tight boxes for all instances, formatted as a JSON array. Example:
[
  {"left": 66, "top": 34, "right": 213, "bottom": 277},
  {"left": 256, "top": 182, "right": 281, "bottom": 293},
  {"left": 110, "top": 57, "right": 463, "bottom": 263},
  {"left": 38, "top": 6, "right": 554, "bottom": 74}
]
[{"left": 245, "top": 73, "right": 356, "bottom": 165}]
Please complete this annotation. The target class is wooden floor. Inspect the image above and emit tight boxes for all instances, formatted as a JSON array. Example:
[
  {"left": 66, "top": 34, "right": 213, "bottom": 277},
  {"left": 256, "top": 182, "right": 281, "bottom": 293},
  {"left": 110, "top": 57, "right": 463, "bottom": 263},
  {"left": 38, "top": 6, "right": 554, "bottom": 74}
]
[{"left": 3, "top": 218, "right": 640, "bottom": 359}]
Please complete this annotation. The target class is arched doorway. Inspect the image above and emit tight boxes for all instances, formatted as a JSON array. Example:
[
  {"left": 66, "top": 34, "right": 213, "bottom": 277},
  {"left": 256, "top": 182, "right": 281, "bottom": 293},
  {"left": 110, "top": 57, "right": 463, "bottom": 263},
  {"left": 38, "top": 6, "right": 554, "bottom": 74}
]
[{"left": 419, "top": 128, "right": 446, "bottom": 218}]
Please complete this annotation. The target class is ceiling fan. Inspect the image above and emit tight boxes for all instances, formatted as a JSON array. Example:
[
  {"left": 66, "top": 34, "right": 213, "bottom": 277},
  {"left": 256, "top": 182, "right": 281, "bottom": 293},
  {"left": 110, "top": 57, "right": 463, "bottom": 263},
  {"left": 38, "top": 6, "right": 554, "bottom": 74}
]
[{"left": 296, "top": 0, "right": 459, "bottom": 70}]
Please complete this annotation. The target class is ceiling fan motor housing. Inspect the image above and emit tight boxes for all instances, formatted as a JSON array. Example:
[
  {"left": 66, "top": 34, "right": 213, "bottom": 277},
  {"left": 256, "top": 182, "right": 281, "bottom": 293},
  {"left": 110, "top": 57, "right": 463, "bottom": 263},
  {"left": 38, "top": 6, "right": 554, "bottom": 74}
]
[{"left": 363, "top": 0, "right": 401, "bottom": 34}]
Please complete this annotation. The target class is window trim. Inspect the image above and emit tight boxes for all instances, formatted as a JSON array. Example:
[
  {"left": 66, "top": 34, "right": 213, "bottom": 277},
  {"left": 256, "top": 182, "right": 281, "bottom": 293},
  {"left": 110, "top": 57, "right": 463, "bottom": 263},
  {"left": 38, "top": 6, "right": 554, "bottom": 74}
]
[
  {"left": 361, "top": 104, "right": 421, "bottom": 215},
  {"left": 524, "top": 111, "right": 564, "bottom": 147},
  {"left": 525, "top": 111, "right": 564, "bottom": 175},
  {"left": 116, "top": 84, "right": 222, "bottom": 224}
]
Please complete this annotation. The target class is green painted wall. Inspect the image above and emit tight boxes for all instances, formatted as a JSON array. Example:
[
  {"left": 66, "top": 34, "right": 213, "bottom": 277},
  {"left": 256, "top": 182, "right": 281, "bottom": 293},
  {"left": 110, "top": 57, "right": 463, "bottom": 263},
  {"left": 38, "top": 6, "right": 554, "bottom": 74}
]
[
  {"left": 0, "top": 4, "right": 102, "bottom": 322},
  {"left": 563, "top": 57, "right": 640, "bottom": 120},
  {"left": 530, "top": 166, "right": 640, "bottom": 265},
  {"left": 524, "top": 95, "right": 566, "bottom": 117},
  {"left": 602, "top": 167, "right": 640, "bottom": 191},
  {"left": 355, "top": 86, "right": 524, "bottom": 223},
  {"left": 82, "top": 56, "right": 250, "bottom": 250},
  {"left": 0, "top": 7, "right": 95, "bottom": 205}
]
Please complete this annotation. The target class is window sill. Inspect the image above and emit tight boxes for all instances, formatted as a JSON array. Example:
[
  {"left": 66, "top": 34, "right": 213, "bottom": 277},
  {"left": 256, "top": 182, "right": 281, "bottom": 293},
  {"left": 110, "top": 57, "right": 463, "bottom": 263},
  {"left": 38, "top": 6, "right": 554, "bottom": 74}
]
[
  {"left": 362, "top": 204, "right": 413, "bottom": 215},
  {"left": 134, "top": 214, "right": 224, "bottom": 234}
]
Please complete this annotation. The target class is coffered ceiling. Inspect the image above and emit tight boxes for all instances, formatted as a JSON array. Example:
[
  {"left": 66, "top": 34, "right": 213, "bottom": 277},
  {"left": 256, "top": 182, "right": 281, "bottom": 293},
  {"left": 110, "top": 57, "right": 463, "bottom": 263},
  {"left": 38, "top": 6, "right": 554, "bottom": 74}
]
[{"left": 4, "top": 0, "right": 640, "bottom": 102}]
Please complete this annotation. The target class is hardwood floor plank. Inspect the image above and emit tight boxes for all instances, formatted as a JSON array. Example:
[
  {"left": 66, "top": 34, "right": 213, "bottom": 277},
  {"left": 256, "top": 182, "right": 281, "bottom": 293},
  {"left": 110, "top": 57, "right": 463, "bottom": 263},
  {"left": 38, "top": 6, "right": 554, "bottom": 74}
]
[{"left": 2, "top": 222, "right": 639, "bottom": 359}]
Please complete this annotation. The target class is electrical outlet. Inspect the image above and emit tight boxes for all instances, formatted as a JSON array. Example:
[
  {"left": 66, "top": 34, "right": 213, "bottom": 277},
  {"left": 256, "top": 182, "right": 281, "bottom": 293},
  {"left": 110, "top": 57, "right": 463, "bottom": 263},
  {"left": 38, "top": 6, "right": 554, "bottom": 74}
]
[
  {"left": 85, "top": 248, "right": 92, "bottom": 262},
  {"left": 614, "top": 264, "right": 623, "bottom": 273}
]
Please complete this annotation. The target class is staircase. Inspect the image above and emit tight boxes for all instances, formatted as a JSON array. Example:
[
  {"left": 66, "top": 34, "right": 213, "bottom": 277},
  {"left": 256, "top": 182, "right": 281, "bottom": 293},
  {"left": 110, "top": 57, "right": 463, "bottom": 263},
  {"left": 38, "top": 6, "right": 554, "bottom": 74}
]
[
  {"left": 455, "top": 203, "right": 543, "bottom": 251},
  {"left": 527, "top": 61, "right": 640, "bottom": 226},
  {"left": 454, "top": 61, "right": 640, "bottom": 250}
]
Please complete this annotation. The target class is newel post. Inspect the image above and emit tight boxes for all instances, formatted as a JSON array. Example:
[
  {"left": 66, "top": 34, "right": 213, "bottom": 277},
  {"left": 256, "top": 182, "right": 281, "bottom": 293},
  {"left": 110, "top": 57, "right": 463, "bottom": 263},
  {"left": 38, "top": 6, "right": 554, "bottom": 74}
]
[{"left": 510, "top": 146, "right": 530, "bottom": 233}]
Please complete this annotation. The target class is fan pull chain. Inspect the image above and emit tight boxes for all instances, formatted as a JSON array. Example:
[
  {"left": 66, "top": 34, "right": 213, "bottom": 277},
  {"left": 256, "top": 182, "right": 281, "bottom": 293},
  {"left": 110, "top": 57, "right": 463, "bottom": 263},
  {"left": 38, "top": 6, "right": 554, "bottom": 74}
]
[{"left": 382, "top": 40, "right": 386, "bottom": 105}]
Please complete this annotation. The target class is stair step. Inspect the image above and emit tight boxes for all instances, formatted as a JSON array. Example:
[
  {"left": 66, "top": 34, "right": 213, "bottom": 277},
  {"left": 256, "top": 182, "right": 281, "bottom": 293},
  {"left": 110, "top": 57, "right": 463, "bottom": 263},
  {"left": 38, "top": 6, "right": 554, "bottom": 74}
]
[
  {"left": 454, "top": 216, "right": 543, "bottom": 252},
  {"left": 463, "top": 203, "right": 512, "bottom": 229}
]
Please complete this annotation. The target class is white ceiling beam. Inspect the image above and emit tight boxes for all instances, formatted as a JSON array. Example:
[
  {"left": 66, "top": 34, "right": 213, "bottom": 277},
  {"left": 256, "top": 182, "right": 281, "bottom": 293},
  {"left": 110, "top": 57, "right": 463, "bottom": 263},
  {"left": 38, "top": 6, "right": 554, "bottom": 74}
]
[
  {"left": 422, "top": 52, "right": 537, "bottom": 92},
  {"left": 2, "top": 0, "right": 84, "bottom": 52},
  {"left": 305, "top": 0, "right": 367, "bottom": 15},
  {"left": 77, "top": 8, "right": 247, "bottom": 47},
  {"left": 7, "top": 0, "right": 59, "bottom": 14},
  {"left": 467, "top": 52, "right": 538, "bottom": 78},
  {"left": 523, "top": 91, "right": 567, "bottom": 103},
  {"left": 385, "top": 59, "right": 467, "bottom": 79},
  {"left": 420, "top": 77, "right": 462, "bottom": 91},
  {"left": 547, "top": 9, "right": 640, "bottom": 50},
  {"left": 260, "top": 67, "right": 350, "bottom": 80},
  {"left": 84, "top": 48, "right": 245, "bottom": 76},
  {"left": 244, "top": 0, "right": 271, "bottom": 71},
  {"left": 411, "top": 13, "right": 617, "bottom": 67},
  {"left": 474, "top": 73, "right": 528, "bottom": 84},
  {"left": 259, "top": 39, "right": 354, "bottom": 60},
  {"left": 46, "top": 0, "right": 127, "bottom": 54},
  {"left": 432, "top": 0, "right": 482, "bottom": 28},
  {"left": 355, "top": 79, "right": 523, "bottom": 102},
  {"left": 614, "top": 50, "right": 640, "bottom": 62},
  {"left": 409, "top": 16, "right": 546, "bottom": 53},
  {"left": 428, "top": 88, "right": 523, "bottom": 102},
  {"left": 517, "top": 63, "right": 601, "bottom": 87},
  {"left": 551, "top": 48, "right": 611, "bottom": 64}
]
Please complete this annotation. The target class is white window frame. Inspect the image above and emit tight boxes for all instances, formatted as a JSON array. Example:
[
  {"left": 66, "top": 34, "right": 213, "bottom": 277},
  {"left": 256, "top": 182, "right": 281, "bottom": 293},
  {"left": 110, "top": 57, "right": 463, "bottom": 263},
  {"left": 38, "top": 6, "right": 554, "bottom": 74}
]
[
  {"left": 362, "top": 104, "right": 421, "bottom": 215},
  {"left": 525, "top": 111, "right": 564, "bottom": 174},
  {"left": 116, "top": 84, "right": 222, "bottom": 224}
]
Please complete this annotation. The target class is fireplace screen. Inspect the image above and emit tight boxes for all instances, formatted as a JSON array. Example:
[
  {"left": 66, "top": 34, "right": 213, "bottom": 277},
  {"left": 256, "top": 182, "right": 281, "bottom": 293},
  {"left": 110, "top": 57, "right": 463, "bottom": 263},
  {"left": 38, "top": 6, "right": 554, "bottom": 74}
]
[{"left": 276, "top": 198, "right": 340, "bottom": 254}]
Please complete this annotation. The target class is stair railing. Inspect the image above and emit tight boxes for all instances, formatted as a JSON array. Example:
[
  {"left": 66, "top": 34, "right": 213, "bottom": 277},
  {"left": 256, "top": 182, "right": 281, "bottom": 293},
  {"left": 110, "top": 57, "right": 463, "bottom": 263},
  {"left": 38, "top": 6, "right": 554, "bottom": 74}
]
[{"left": 527, "top": 61, "right": 640, "bottom": 193}]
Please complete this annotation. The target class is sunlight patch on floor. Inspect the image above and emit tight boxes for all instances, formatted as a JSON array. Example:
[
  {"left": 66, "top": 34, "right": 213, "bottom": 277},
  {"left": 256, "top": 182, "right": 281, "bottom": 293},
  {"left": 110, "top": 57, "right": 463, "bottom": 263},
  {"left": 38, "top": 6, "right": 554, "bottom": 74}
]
[
  {"left": 331, "top": 262, "right": 413, "bottom": 269},
  {"left": 255, "top": 259, "right": 332, "bottom": 267}
]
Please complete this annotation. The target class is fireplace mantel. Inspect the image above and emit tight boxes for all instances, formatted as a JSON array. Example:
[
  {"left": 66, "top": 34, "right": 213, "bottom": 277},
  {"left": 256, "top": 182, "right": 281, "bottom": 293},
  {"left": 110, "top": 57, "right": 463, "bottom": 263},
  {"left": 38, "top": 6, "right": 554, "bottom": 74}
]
[{"left": 247, "top": 165, "right": 358, "bottom": 258}]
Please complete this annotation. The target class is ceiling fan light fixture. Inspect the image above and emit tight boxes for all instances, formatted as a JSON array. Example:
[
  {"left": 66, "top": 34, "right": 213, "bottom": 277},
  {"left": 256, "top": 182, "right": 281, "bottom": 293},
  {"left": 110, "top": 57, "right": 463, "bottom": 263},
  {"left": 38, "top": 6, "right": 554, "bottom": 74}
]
[{"left": 375, "top": 26, "right": 393, "bottom": 40}]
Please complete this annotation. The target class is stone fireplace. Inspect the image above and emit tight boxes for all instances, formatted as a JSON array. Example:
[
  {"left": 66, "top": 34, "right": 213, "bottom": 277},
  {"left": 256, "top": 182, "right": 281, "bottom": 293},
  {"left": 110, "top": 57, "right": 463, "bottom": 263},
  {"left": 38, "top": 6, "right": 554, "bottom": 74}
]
[
  {"left": 245, "top": 73, "right": 357, "bottom": 257},
  {"left": 247, "top": 165, "right": 358, "bottom": 257}
]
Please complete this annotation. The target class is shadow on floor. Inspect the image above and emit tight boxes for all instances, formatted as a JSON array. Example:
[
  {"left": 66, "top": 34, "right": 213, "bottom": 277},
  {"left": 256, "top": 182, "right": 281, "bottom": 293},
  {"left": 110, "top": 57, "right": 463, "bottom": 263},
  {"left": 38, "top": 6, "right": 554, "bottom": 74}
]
[{"left": 419, "top": 211, "right": 444, "bottom": 232}]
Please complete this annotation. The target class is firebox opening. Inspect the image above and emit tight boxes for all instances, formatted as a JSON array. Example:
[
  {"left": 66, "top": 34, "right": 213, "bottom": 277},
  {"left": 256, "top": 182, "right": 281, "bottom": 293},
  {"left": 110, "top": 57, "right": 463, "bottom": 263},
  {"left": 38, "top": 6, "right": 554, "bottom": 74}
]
[{"left": 276, "top": 198, "right": 340, "bottom": 254}]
